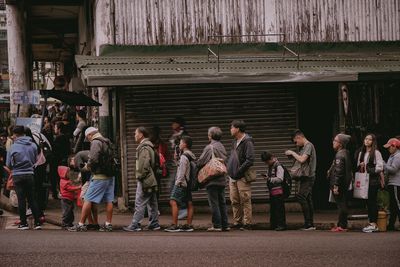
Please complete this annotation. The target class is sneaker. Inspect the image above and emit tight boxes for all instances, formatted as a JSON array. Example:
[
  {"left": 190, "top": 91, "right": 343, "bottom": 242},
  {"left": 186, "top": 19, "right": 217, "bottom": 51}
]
[
  {"left": 362, "top": 223, "right": 379, "bottom": 233},
  {"left": 18, "top": 224, "right": 29, "bottom": 230},
  {"left": 240, "top": 224, "right": 252, "bottom": 231},
  {"left": 275, "top": 226, "right": 287, "bottom": 231},
  {"left": 164, "top": 224, "right": 181, "bottom": 232},
  {"left": 301, "top": 225, "right": 316, "bottom": 231},
  {"left": 87, "top": 224, "right": 100, "bottom": 230},
  {"left": 99, "top": 224, "right": 113, "bottom": 232},
  {"left": 207, "top": 227, "right": 222, "bottom": 232},
  {"left": 146, "top": 225, "right": 161, "bottom": 231},
  {"left": 123, "top": 224, "right": 142, "bottom": 232},
  {"left": 231, "top": 223, "right": 243, "bottom": 230},
  {"left": 34, "top": 223, "right": 42, "bottom": 230},
  {"left": 181, "top": 224, "right": 194, "bottom": 232},
  {"left": 222, "top": 227, "right": 231, "bottom": 232},
  {"left": 331, "top": 226, "right": 348, "bottom": 232},
  {"left": 26, "top": 209, "right": 32, "bottom": 216},
  {"left": 68, "top": 224, "right": 87, "bottom": 232}
]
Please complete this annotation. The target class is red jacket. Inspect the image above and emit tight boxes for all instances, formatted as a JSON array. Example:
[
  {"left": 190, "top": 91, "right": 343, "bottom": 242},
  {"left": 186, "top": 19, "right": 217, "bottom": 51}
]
[{"left": 59, "top": 166, "right": 81, "bottom": 201}]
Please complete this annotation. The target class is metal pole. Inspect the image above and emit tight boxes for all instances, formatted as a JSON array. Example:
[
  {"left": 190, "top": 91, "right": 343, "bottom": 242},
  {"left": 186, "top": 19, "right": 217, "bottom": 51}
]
[{"left": 40, "top": 94, "right": 47, "bottom": 131}]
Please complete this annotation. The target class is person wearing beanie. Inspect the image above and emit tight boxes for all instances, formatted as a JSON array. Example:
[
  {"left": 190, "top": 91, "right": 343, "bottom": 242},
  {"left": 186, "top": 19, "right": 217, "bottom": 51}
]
[{"left": 327, "top": 133, "right": 353, "bottom": 232}]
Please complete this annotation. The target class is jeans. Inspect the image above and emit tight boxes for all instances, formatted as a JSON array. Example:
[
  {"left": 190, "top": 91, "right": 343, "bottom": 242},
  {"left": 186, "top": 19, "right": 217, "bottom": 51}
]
[
  {"left": 296, "top": 176, "right": 315, "bottom": 227},
  {"left": 366, "top": 184, "right": 379, "bottom": 223},
  {"left": 206, "top": 186, "right": 229, "bottom": 229},
  {"left": 388, "top": 185, "right": 400, "bottom": 227},
  {"left": 13, "top": 174, "right": 41, "bottom": 225},
  {"left": 229, "top": 179, "right": 252, "bottom": 225},
  {"left": 130, "top": 181, "right": 159, "bottom": 228},
  {"left": 270, "top": 194, "right": 286, "bottom": 229},
  {"left": 334, "top": 192, "right": 348, "bottom": 228},
  {"left": 61, "top": 198, "right": 75, "bottom": 226}
]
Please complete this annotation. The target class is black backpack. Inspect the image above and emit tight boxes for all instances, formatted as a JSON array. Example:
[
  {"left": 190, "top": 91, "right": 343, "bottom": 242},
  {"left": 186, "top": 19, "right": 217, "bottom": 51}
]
[
  {"left": 280, "top": 164, "right": 292, "bottom": 199},
  {"left": 182, "top": 152, "right": 199, "bottom": 192},
  {"left": 96, "top": 138, "right": 119, "bottom": 177}
]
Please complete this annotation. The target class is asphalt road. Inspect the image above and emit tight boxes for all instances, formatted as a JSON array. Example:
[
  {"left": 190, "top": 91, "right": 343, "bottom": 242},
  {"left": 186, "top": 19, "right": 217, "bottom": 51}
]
[{"left": 1, "top": 230, "right": 399, "bottom": 267}]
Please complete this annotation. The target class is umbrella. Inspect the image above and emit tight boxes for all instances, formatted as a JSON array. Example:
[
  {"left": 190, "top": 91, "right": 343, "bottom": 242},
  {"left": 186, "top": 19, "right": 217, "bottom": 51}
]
[{"left": 40, "top": 90, "right": 102, "bottom": 106}]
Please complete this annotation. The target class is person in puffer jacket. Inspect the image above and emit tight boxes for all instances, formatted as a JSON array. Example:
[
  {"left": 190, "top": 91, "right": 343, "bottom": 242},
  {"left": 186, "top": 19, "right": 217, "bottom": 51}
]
[{"left": 59, "top": 166, "right": 81, "bottom": 228}]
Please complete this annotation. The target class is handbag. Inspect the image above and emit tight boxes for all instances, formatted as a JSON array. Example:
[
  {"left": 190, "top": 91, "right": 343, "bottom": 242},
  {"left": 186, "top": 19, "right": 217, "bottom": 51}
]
[
  {"left": 197, "top": 146, "right": 227, "bottom": 184},
  {"left": 5, "top": 167, "right": 13, "bottom": 190},
  {"left": 328, "top": 190, "right": 336, "bottom": 203},
  {"left": 289, "top": 160, "right": 310, "bottom": 180},
  {"left": 244, "top": 166, "right": 257, "bottom": 183},
  {"left": 353, "top": 172, "right": 369, "bottom": 199}
]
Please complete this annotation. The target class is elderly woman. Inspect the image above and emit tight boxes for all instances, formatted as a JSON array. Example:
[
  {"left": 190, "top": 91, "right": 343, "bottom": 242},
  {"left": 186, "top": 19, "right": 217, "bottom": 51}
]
[{"left": 197, "top": 127, "right": 229, "bottom": 231}]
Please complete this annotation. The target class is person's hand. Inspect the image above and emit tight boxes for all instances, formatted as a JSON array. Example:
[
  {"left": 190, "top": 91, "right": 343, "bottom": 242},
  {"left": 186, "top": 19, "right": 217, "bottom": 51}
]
[
  {"left": 333, "top": 185, "right": 339, "bottom": 195},
  {"left": 285, "top": 150, "right": 294, "bottom": 156}
]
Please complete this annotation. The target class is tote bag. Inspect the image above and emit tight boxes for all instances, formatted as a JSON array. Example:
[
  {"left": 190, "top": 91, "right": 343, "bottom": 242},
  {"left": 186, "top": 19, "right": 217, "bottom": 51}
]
[
  {"left": 197, "top": 146, "right": 227, "bottom": 184},
  {"left": 353, "top": 172, "right": 369, "bottom": 199}
]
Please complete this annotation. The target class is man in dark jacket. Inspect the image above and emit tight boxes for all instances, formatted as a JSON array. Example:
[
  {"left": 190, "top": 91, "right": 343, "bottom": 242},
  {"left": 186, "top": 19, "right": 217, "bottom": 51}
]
[
  {"left": 328, "top": 133, "right": 352, "bottom": 232},
  {"left": 197, "top": 127, "right": 229, "bottom": 232},
  {"left": 6, "top": 126, "right": 41, "bottom": 230},
  {"left": 227, "top": 120, "right": 254, "bottom": 230}
]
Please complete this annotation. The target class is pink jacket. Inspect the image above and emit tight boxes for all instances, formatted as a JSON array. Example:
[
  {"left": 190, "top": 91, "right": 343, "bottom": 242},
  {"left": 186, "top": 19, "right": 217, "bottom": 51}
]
[{"left": 59, "top": 166, "right": 81, "bottom": 201}]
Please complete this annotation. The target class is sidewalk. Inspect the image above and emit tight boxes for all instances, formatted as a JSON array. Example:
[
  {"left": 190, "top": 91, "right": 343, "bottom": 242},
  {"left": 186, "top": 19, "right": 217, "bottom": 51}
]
[{"left": 1, "top": 194, "right": 372, "bottom": 231}]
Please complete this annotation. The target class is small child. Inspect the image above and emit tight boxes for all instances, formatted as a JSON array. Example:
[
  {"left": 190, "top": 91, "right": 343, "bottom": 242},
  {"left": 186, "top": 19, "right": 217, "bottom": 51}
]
[
  {"left": 59, "top": 163, "right": 81, "bottom": 229},
  {"left": 261, "top": 151, "right": 287, "bottom": 231}
]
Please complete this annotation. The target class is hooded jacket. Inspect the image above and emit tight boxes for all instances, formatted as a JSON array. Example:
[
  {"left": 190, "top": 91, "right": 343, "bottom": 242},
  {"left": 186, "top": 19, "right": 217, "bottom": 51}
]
[
  {"left": 227, "top": 134, "right": 255, "bottom": 180},
  {"left": 6, "top": 136, "right": 38, "bottom": 176},
  {"left": 176, "top": 149, "right": 196, "bottom": 188},
  {"left": 136, "top": 139, "right": 158, "bottom": 192},
  {"left": 196, "top": 140, "right": 227, "bottom": 188},
  {"left": 87, "top": 133, "right": 112, "bottom": 179},
  {"left": 59, "top": 166, "right": 81, "bottom": 201},
  {"left": 328, "top": 148, "right": 353, "bottom": 193}
]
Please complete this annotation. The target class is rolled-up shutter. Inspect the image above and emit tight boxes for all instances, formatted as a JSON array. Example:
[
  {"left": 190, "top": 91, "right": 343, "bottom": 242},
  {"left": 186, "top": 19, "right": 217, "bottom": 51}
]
[{"left": 122, "top": 84, "right": 297, "bottom": 205}]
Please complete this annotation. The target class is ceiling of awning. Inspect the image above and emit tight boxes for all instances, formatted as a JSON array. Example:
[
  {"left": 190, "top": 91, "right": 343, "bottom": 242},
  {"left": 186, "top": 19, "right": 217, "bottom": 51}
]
[{"left": 75, "top": 54, "right": 400, "bottom": 87}]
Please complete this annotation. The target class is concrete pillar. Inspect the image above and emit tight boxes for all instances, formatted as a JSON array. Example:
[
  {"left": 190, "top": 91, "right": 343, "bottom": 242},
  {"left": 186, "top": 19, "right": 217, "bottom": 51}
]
[
  {"left": 94, "top": 0, "right": 114, "bottom": 137},
  {"left": 6, "top": 3, "right": 29, "bottom": 119}
]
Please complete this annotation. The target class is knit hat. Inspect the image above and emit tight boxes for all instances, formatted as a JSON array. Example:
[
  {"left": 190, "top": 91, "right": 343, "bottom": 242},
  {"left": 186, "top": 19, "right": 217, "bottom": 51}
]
[
  {"left": 85, "top": 127, "right": 98, "bottom": 137},
  {"left": 336, "top": 134, "right": 351, "bottom": 147}
]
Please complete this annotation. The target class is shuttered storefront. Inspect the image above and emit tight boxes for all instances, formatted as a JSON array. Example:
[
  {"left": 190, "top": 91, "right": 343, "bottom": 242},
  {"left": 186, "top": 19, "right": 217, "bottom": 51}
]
[{"left": 122, "top": 84, "right": 297, "bottom": 205}]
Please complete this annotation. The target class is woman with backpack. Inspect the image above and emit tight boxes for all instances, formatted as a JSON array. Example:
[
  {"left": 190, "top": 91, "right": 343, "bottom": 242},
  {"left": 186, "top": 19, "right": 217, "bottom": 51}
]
[
  {"left": 196, "top": 127, "right": 229, "bottom": 232},
  {"left": 356, "top": 134, "right": 384, "bottom": 233}
]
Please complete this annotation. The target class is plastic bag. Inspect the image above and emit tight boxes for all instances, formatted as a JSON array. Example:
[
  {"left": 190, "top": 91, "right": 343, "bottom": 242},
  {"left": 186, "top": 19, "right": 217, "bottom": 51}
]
[{"left": 377, "top": 189, "right": 390, "bottom": 211}]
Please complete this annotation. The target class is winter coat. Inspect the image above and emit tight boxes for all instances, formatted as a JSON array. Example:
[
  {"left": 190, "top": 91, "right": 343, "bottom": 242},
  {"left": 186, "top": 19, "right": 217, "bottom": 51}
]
[
  {"left": 196, "top": 140, "right": 227, "bottom": 188},
  {"left": 136, "top": 139, "right": 158, "bottom": 193},
  {"left": 59, "top": 166, "right": 81, "bottom": 201},
  {"left": 6, "top": 136, "right": 38, "bottom": 176},
  {"left": 227, "top": 134, "right": 254, "bottom": 180},
  {"left": 328, "top": 149, "right": 353, "bottom": 194}
]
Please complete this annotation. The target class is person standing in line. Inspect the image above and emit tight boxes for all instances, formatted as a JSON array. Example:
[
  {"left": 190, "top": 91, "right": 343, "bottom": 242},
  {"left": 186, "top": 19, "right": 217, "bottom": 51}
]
[
  {"left": 356, "top": 134, "right": 385, "bottom": 233},
  {"left": 383, "top": 138, "right": 400, "bottom": 231},
  {"left": 285, "top": 130, "right": 317, "bottom": 231},
  {"left": 227, "top": 120, "right": 255, "bottom": 230},
  {"left": 123, "top": 127, "right": 160, "bottom": 232},
  {"left": 68, "top": 127, "right": 115, "bottom": 232},
  {"left": 6, "top": 126, "right": 41, "bottom": 230},
  {"left": 72, "top": 110, "right": 88, "bottom": 154},
  {"left": 328, "top": 134, "right": 352, "bottom": 232},
  {"left": 165, "top": 136, "right": 195, "bottom": 232},
  {"left": 261, "top": 151, "right": 287, "bottom": 231},
  {"left": 197, "top": 127, "right": 229, "bottom": 232}
]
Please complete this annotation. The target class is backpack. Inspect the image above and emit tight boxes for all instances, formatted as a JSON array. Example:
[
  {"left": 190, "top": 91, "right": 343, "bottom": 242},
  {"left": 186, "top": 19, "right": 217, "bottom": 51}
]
[
  {"left": 280, "top": 164, "right": 293, "bottom": 199},
  {"left": 182, "top": 152, "right": 199, "bottom": 192},
  {"left": 143, "top": 144, "right": 163, "bottom": 180},
  {"left": 96, "top": 138, "right": 119, "bottom": 177}
]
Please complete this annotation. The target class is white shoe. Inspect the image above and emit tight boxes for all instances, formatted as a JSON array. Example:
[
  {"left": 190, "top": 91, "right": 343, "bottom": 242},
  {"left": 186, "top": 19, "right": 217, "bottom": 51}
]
[
  {"left": 26, "top": 209, "right": 32, "bottom": 216},
  {"left": 362, "top": 223, "right": 379, "bottom": 233}
]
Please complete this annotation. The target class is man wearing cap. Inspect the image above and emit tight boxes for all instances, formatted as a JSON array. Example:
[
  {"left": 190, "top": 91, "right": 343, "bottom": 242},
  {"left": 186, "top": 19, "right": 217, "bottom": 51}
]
[
  {"left": 69, "top": 127, "right": 115, "bottom": 232},
  {"left": 383, "top": 138, "right": 400, "bottom": 231},
  {"left": 327, "top": 133, "right": 352, "bottom": 232}
]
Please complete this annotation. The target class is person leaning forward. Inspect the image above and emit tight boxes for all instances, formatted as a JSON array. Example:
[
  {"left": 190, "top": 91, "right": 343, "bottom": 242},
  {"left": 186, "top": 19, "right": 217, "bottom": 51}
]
[{"left": 227, "top": 120, "right": 255, "bottom": 230}]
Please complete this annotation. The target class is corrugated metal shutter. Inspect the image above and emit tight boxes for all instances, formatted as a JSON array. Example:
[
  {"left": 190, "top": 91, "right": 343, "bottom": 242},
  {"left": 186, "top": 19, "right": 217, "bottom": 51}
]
[{"left": 122, "top": 84, "right": 297, "bottom": 205}]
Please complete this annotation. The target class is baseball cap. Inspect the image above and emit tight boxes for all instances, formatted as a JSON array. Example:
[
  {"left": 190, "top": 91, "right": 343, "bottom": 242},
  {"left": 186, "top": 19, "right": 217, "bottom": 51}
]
[
  {"left": 383, "top": 138, "right": 400, "bottom": 149},
  {"left": 85, "top": 127, "right": 98, "bottom": 137}
]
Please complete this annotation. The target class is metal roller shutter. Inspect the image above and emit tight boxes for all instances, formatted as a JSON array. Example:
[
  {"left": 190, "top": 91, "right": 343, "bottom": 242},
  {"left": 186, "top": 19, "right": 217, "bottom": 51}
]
[{"left": 122, "top": 84, "right": 297, "bottom": 205}]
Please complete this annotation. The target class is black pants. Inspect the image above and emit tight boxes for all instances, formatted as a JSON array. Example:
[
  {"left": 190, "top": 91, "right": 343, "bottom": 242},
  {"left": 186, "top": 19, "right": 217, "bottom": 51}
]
[
  {"left": 296, "top": 176, "right": 315, "bottom": 227},
  {"left": 206, "top": 186, "right": 229, "bottom": 229},
  {"left": 34, "top": 164, "right": 47, "bottom": 216},
  {"left": 270, "top": 194, "right": 286, "bottom": 229},
  {"left": 61, "top": 198, "right": 75, "bottom": 227},
  {"left": 334, "top": 192, "right": 348, "bottom": 228},
  {"left": 367, "top": 184, "right": 379, "bottom": 224},
  {"left": 388, "top": 185, "right": 400, "bottom": 227},
  {"left": 13, "top": 174, "right": 41, "bottom": 225}
]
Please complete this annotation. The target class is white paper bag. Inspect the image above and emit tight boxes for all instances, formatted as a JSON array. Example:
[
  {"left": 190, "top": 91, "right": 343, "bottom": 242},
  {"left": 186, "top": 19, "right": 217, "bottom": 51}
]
[
  {"left": 353, "top": 172, "right": 369, "bottom": 199},
  {"left": 329, "top": 190, "right": 336, "bottom": 203}
]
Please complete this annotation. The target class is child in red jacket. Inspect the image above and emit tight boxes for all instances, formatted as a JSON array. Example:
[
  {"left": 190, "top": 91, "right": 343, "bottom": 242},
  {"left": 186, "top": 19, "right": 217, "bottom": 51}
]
[{"left": 59, "top": 166, "right": 81, "bottom": 228}]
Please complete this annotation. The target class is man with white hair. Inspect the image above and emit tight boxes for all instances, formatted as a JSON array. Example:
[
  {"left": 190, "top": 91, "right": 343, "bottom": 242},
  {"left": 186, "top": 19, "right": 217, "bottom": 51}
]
[{"left": 69, "top": 127, "right": 115, "bottom": 232}]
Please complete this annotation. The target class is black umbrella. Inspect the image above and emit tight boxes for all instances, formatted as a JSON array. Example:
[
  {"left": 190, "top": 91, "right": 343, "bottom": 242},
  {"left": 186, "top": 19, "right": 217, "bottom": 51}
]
[{"left": 40, "top": 90, "right": 102, "bottom": 106}]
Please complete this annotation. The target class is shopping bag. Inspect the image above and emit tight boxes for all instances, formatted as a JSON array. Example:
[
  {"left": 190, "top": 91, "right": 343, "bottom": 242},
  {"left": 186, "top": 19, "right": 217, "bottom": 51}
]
[
  {"left": 353, "top": 172, "right": 369, "bottom": 199},
  {"left": 197, "top": 146, "right": 227, "bottom": 184},
  {"left": 329, "top": 190, "right": 336, "bottom": 203}
]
